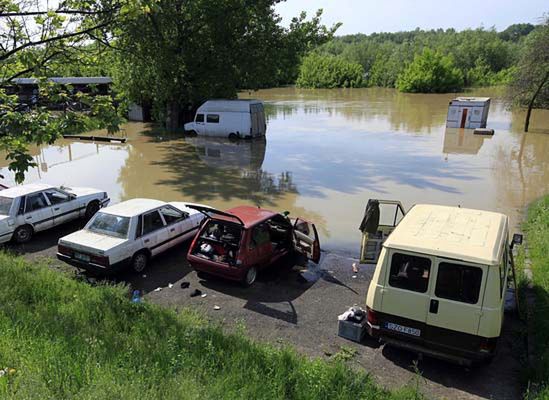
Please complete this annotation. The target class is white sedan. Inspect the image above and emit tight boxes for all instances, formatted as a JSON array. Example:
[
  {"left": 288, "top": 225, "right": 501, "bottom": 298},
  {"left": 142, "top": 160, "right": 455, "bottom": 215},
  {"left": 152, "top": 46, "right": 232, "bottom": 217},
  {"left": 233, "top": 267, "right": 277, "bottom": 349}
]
[
  {"left": 0, "top": 183, "right": 109, "bottom": 244},
  {"left": 57, "top": 198, "right": 205, "bottom": 274}
]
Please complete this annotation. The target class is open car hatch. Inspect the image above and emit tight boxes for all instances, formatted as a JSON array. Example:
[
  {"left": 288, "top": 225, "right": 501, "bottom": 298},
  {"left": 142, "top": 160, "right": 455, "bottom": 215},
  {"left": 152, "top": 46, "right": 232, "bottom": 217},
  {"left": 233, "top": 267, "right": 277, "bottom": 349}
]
[{"left": 185, "top": 204, "right": 245, "bottom": 226}]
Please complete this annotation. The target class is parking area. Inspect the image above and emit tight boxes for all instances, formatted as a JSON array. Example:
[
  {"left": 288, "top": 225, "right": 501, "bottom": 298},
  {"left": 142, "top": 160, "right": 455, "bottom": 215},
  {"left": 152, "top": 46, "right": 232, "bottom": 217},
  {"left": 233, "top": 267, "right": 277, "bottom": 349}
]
[{"left": 8, "top": 221, "right": 525, "bottom": 400}]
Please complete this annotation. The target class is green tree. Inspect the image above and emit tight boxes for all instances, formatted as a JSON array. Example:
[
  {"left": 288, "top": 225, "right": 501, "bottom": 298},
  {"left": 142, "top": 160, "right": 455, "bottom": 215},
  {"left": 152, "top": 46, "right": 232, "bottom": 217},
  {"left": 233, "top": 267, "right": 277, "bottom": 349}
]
[
  {"left": 296, "top": 53, "right": 364, "bottom": 88},
  {"left": 396, "top": 48, "right": 464, "bottom": 93},
  {"left": 274, "top": 10, "right": 341, "bottom": 85},
  {"left": 114, "top": 2, "right": 337, "bottom": 129},
  {"left": 0, "top": 0, "right": 123, "bottom": 182},
  {"left": 508, "top": 16, "right": 549, "bottom": 132}
]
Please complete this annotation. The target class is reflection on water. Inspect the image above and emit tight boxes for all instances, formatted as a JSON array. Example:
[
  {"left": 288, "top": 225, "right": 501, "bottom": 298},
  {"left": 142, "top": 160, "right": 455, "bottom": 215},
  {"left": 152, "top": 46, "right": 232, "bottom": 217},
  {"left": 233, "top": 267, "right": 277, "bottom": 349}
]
[
  {"left": 2, "top": 88, "right": 548, "bottom": 254},
  {"left": 442, "top": 128, "right": 492, "bottom": 156}
]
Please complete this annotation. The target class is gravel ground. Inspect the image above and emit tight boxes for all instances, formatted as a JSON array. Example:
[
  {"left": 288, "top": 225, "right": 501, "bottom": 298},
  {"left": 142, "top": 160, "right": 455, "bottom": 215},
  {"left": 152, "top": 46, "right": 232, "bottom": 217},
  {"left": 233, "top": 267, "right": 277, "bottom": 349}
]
[{"left": 8, "top": 220, "right": 525, "bottom": 400}]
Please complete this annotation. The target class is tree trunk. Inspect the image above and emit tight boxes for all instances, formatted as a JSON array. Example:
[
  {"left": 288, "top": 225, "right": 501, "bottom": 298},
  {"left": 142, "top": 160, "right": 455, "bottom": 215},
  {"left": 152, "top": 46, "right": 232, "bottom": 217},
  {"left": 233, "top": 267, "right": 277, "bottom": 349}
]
[
  {"left": 165, "top": 101, "right": 180, "bottom": 132},
  {"left": 524, "top": 71, "right": 549, "bottom": 132}
]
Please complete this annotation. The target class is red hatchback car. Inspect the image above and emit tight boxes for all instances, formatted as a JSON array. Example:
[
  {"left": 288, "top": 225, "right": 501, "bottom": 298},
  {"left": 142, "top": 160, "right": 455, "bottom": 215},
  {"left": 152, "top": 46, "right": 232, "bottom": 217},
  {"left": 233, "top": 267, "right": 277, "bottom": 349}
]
[{"left": 186, "top": 205, "right": 320, "bottom": 286}]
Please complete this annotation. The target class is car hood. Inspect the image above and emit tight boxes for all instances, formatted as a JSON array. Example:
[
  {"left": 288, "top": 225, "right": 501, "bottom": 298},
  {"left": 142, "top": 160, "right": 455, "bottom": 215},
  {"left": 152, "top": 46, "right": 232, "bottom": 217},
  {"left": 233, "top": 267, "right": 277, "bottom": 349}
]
[
  {"left": 0, "top": 215, "right": 12, "bottom": 231},
  {"left": 60, "top": 229, "right": 127, "bottom": 253},
  {"left": 64, "top": 187, "right": 103, "bottom": 197}
]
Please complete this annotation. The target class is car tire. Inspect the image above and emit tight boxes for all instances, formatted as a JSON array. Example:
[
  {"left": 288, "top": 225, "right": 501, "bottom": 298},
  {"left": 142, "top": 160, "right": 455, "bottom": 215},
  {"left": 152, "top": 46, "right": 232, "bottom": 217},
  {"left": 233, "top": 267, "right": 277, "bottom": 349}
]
[
  {"left": 186, "top": 130, "right": 197, "bottom": 136},
  {"left": 131, "top": 251, "right": 149, "bottom": 273},
  {"left": 228, "top": 133, "right": 239, "bottom": 141},
  {"left": 13, "top": 225, "right": 33, "bottom": 244},
  {"left": 243, "top": 266, "right": 257, "bottom": 287},
  {"left": 85, "top": 201, "right": 100, "bottom": 220}
]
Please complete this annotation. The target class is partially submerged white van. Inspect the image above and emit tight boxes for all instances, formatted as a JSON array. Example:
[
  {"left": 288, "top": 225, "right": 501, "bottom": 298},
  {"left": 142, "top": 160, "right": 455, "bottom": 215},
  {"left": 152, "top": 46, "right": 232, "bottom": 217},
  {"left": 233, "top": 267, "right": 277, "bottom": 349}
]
[
  {"left": 184, "top": 100, "right": 266, "bottom": 139},
  {"left": 362, "top": 202, "right": 522, "bottom": 365}
]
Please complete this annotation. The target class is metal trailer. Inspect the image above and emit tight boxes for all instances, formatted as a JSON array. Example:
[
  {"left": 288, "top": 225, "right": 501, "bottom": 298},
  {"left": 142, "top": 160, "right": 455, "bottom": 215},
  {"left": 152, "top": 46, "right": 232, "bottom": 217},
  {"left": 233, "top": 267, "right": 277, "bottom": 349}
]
[{"left": 446, "top": 97, "right": 491, "bottom": 129}]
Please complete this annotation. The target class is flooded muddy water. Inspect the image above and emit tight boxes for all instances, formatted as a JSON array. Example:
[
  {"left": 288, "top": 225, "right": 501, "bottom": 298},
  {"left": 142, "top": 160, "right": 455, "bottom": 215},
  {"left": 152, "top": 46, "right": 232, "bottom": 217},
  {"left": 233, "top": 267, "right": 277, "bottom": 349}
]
[{"left": 3, "top": 87, "right": 548, "bottom": 255}]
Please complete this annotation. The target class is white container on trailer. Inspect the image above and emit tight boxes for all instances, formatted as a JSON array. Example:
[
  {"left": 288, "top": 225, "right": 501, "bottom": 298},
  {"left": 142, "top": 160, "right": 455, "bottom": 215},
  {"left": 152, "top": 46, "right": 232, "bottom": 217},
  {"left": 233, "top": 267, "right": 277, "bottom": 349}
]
[
  {"left": 184, "top": 100, "right": 267, "bottom": 139},
  {"left": 446, "top": 97, "right": 490, "bottom": 129}
]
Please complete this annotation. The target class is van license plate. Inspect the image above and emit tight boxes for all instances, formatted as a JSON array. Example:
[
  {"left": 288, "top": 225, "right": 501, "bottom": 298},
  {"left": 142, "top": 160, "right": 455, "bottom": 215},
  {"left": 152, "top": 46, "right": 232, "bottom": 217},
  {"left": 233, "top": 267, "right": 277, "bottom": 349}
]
[
  {"left": 384, "top": 322, "right": 421, "bottom": 337},
  {"left": 75, "top": 252, "right": 90, "bottom": 263}
]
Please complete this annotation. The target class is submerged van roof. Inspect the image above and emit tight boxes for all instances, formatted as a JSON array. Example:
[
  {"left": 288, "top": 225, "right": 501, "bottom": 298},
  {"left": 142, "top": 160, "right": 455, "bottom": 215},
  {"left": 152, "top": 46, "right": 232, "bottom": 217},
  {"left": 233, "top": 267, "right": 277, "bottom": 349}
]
[
  {"left": 198, "top": 99, "right": 263, "bottom": 113},
  {"left": 383, "top": 204, "right": 508, "bottom": 265}
]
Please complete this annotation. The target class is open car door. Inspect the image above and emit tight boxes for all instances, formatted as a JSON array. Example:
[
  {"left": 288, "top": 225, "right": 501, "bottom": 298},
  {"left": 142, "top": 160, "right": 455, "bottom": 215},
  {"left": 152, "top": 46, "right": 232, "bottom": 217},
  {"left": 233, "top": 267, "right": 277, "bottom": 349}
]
[
  {"left": 292, "top": 218, "right": 321, "bottom": 263},
  {"left": 185, "top": 204, "right": 244, "bottom": 226},
  {"left": 359, "top": 199, "right": 405, "bottom": 264}
]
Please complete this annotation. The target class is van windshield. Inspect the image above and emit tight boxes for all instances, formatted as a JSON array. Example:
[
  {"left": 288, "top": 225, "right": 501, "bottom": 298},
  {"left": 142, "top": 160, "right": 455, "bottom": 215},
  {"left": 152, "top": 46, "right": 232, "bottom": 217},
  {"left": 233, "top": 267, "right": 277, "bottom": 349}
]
[{"left": 87, "top": 212, "right": 130, "bottom": 239}]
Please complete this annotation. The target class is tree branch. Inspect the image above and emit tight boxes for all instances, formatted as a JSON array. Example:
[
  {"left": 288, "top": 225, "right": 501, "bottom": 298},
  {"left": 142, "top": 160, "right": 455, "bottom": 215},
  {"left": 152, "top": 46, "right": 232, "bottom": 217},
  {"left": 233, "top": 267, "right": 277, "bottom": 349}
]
[
  {"left": 3, "top": 51, "right": 63, "bottom": 82},
  {"left": 0, "top": 9, "right": 111, "bottom": 17},
  {"left": 0, "top": 20, "right": 112, "bottom": 61}
]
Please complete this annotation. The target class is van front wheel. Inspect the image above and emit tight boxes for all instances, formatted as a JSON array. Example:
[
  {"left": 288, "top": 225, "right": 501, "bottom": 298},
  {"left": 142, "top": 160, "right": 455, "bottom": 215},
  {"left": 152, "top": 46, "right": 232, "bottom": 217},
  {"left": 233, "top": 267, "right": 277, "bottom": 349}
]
[{"left": 228, "top": 133, "right": 239, "bottom": 141}]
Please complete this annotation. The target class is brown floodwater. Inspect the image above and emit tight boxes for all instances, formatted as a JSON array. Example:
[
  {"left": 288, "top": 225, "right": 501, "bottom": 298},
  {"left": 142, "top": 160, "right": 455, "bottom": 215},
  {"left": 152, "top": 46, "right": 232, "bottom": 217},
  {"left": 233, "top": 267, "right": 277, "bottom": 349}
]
[{"left": 2, "top": 87, "right": 548, "bottom": 255}]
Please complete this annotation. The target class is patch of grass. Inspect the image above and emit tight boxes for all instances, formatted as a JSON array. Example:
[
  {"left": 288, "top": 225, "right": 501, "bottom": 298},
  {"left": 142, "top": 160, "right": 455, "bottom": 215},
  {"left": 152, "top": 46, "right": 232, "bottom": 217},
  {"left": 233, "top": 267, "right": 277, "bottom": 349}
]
[
  {"left": 0, "top": 252, "right": 422, "bottom": 399},
  {"left": 332, "top": 346, "right": 358, "bottom": 362},
  {"left": 519, "top": 196, "right": 549, "bottom": 399}
]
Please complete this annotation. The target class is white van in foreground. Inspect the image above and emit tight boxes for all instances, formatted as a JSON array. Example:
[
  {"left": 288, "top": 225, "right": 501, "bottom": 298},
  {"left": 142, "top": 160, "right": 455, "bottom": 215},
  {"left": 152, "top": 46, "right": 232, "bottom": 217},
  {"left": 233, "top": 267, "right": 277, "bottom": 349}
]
[
  {"left": 363, "top": 203, "right": 522, "bottom": 365},
  {"left": 184, "top": 100, "right": 266, "bottom": 139}
]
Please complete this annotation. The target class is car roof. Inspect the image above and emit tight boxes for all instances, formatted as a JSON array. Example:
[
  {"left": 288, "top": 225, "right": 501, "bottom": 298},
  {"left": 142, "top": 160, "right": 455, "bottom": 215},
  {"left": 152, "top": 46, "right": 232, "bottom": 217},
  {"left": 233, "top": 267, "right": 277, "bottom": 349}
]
[
  {"left": 0, "top": 183, "right": 54, "bottom": 198},
  {"left": 383, "top": 204, "right": 508, "bottom": 266},
  {"left": 101, "top": 198, "right": 166, "bottom": 217},
  {"left": 213, "top": 205, "right": 278, "bottom": 228}
]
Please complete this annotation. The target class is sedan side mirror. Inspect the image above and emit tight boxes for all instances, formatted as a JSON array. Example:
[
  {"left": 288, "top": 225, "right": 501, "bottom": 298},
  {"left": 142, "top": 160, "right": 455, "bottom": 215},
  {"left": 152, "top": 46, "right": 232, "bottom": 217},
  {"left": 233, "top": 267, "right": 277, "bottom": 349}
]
[{"left": 511, "top": 233, "right": 523, "bottom": 249}]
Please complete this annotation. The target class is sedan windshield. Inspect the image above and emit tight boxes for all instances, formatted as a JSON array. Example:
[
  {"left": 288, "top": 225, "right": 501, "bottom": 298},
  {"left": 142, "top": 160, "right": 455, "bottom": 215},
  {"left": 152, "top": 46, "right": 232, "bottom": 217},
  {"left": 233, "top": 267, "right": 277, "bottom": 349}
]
[
  {"left": 0, "top": 197, "right": 13, "bottom": 215},
  {"left": 87, "top": 212, "right": 130, "bottom": 239}
]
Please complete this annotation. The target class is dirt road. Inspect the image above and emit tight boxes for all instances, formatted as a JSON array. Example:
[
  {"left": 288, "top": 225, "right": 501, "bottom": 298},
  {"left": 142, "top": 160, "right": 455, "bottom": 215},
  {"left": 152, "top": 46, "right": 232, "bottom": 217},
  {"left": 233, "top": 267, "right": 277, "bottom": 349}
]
[{"left": 9, "top": 221, "right": 525, "bottom": 400}]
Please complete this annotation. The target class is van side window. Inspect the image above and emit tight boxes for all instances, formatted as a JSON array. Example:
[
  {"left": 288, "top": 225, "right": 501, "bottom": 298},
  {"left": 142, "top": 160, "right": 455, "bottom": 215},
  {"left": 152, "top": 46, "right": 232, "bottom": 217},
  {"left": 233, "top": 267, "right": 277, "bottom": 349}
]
[
  {"left": 206, "top": 114, "right": 219, "bottom": 123},
  {"left": 196, "top": 114, "right": 204, "bottom": 122},
  {"left": 435, "top": 263, "right": 483, "bottom": 304},
  {"left": 389, "top": 253, "right": 431, "bottom": 293}
]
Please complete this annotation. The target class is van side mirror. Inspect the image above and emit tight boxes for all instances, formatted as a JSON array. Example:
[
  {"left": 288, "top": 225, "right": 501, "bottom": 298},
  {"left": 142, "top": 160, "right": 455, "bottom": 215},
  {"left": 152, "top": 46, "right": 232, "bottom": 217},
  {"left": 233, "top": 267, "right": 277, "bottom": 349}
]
[{"left": 511, "top": 233, "right": 523, "bottom": 249}]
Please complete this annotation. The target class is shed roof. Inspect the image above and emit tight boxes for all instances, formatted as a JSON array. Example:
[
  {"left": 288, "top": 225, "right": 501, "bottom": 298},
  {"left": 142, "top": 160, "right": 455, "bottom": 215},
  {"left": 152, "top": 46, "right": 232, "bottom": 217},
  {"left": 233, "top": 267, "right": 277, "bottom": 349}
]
[
  {"left": 450, "top": 97, "right": 491, "bottom": 105},
  {"left": 383, "top": 204, "right": 508, "bottom": 265},
  {"left": 8, "top": 77, "right": 112, "bottom": 85},
  {"left": 101, "top": 198, "right": 166, "bottom": 218}
]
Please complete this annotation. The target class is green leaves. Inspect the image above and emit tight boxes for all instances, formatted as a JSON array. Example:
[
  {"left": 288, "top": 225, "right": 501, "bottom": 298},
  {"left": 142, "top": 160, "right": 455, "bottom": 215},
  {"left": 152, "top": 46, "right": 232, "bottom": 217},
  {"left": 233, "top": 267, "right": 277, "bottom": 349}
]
[
  {"left": 0, "top": 83, "right": 124, "bottom": 183},
  {"left": 296, "top": 53, "right": 364, "bottom": 89},
  {"left": 396, "top": 48, "right": 464, "bottom": 93}
]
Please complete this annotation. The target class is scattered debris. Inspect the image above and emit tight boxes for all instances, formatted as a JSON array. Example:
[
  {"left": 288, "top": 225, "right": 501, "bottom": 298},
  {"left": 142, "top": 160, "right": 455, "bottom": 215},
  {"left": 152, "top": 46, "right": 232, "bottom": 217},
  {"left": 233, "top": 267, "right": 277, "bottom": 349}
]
[
  {"left": 214, "top": 305, "right": 221, "bottom": 310},
  {"left": 190, "top": 289, "right": 202, "bottom": 297},
  {"left": 180, "top": 281, "right": 190, "bottom": 289},
  {"left": 201, "top": 293, "right": 207, "bottom": 298},
  {"left": 142, "top": 274, "right": 147, "bottom": 278},
  {"left": 338, "top": 306, "right": 366, "bottom": 322},
  {"left": 352, "top": 275, "right": 357, "bottom": 279},
  {"left": 352, "top": 263, "right": 359, "bottom": 273},
  {"left": 168, "top": 283, "right": 174, "bottom": 289},
  {"left": 153, "top": 287, "right": 162, "bottom": 292}
]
